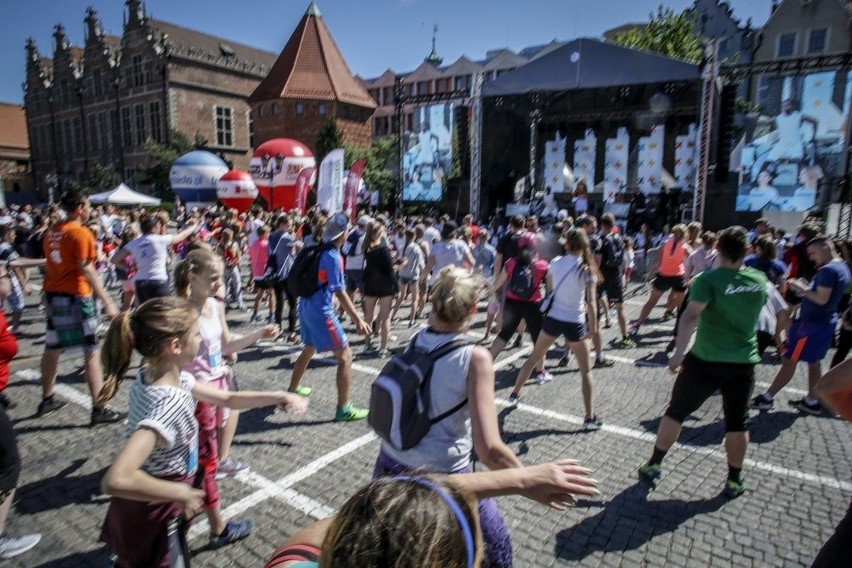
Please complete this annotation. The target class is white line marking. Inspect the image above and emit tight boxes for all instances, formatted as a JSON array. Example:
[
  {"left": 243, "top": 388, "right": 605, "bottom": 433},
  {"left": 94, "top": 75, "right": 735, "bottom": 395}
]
[
  {"left": 187, "top": 432, "right": 377, "bottom": 541},
  {"left": 498, "top": 398, "right": 852, "bottom": 492}
]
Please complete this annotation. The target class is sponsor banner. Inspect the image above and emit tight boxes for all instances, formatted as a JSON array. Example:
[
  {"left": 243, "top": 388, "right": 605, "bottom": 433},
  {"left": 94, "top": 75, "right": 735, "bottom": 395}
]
[
  {"left": 317, "top": 149, "right": 345, "bottom": 213},
  {"left": 294, "top": 167, "right": 316, "bottom": 214},
  {"left": 604, "top": 127, "right": 629, "bottom": 202},
  {"left": 543, "top": 132, "right": 566, "bottom": 193},
  {"left": 674, "top": 123, "right": 698, "bottom": 189},
  {"left": 573, "top": 128, "right": 596, "bottom": 191},
  {"left": 344, "top": 159, "right": 366, "bottom": 219},
  {"left": 637, "top": 124, "right": 664, "bottom": 194}
]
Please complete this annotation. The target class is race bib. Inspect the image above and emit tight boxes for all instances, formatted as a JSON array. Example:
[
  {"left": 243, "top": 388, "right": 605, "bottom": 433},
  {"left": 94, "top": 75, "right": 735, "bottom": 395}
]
[
  {"left": 186, "top": 432, "right": 198, "bottom": 474},
  {"left": 208, "top": 341, "right": 222, "bottom": 369}
]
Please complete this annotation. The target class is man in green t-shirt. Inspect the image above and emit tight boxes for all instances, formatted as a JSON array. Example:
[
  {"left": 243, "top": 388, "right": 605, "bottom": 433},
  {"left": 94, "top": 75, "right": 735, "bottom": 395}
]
[{"left": 638, "top": 226, "right": 775, "bottom": 499}]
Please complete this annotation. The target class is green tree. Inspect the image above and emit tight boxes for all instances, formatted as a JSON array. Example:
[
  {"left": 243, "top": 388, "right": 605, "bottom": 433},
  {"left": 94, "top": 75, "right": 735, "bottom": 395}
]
[
  {"left": 138, "top": 129, "right": 207, "bottom": 198},
  {"left": 67, "top": 162, "right": 120, "bottom": 195},
  {"left": 315, "top": 116, "right": 345, "bottom": 166},
  {"left": 614, "top": 5, "right": 705, "bottom": 63}
]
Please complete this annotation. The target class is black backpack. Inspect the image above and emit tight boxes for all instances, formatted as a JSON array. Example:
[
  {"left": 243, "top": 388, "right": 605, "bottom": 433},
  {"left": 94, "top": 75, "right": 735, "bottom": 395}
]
[
  {"left": 369, "top": 334, "right": 471, "bottom": 451},
  {"left": 287, "top": 244, "right": 332, "bottom": 298},
  {"left": 508, "top": 259, "right": 535, "bottom": 299},
  {"left": 603, "top": 233, "right": 625, "bottom": 270}
]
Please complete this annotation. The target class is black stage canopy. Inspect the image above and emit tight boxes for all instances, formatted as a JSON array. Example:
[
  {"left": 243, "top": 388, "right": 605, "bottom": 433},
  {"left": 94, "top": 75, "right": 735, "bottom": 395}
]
[{"left": 483, "top": 37, "right": 700, "bottom": 97}]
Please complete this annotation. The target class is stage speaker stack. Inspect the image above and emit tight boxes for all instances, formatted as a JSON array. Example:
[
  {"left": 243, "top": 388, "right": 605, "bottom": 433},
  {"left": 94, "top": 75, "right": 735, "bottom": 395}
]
[
  {"left": 714, "top": 83, "right": 738, "bottom": 183},
  {"left": 453, "top": 106, "right": 470, "bottom": 177}
]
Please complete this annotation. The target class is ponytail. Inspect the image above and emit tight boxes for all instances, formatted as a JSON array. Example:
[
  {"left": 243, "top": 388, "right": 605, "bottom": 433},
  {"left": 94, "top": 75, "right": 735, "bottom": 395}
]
[
  {"left": 98, "top": 311, "right": 136, "bottom": 407},
  {"left": 173, "top": 248, "right": 220, "bottom": 298},
  {"left": 97, "top": 297, "right": 199, "bottom": 407}
]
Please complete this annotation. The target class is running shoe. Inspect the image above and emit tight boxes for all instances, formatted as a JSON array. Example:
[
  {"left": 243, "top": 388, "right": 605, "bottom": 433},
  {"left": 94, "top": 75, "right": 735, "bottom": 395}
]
[
  {"left": 507, "top": 393, "right": 519, "bottom": 407},
  {"left": 619, "top": 337, "right": 637, "bottom": 349},
  {"left": 557, "top": 353, "right": 571, "bottom": 367},
  {"left": 335, "top": 405, "right": 369, "bottom": 422},
  {"left": 749, "top": 394, "right": 774, "bottom": 411},
  {"left": 604, "top": 320, "right": 612, "bottom": 329},
  {"left": 594, "top": 357, "right": 615, "bottom": 368},
  {"left": 377, "top": 349, "right": 393, "bottom": 358},
  {"left": 723, "top": 479, "right": 746, "bottom": 499},
  {"left": 288, "top": 386, "right": 312, "bottom": 397},
  {"left": 208, "top": 519, "right": 253, "bottom": 550},
  {"left": 217, "top": 456, "right": 250, "bottom": 479},
  {"left": 0, "top": 532, "right": 41, "bottom": 559},
  {"left": 638, "top": 461, "right": 662, "bottom": 482},
  {"left": 249, "top": 313, "right": 260, "bottom": 323},
  {"left": 627, "top": 322, "right": 640, "bottom": 336},
  {"left": 267, "top": 314, "right": 275, "bottom": 323},
  {"left": 535, "top": 369, "right": 554, "bottom": 385},
  {"left": 511, "top": 335, "right": 524, "bottom": 349},
  {"left": 582, "top": 416, "right": 602, "bottom": 431},
  {"left": 789, "top": 398, "right": 822, "bottom": 416},
  {"left": 661, "top": 310, "right": 675, "bottom": 321},
  {"left": 91, "top": 406, "right": 127, "bottom": 426},
  {"left": 36, "top": 396, "right": 67, "bottom": 418}
]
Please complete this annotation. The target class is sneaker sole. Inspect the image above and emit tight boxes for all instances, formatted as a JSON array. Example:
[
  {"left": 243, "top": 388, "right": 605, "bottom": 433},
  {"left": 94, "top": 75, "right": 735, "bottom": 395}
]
[
  {"left": 791, "top": 404, "right": 821, "bottom": 416},
  {"left": 724, "top": 487, "right": 745, "bottom": 499}
]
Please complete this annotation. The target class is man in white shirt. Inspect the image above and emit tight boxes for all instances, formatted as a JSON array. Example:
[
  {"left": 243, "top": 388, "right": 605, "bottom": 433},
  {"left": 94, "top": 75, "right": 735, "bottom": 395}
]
[
  {"left": 110, "top": 211, "right": 198, "bottom": 303},
  {"left": 99, "top": 204, "right": 118, "bottom": 238}
]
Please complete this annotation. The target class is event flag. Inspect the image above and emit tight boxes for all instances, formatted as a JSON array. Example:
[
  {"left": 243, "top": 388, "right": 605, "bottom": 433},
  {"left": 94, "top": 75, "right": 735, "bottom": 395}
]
[
  {"left": 637, "top": 124, "right": 664, "bottom": 194},
  {"left": 344, "top": 159, "right": 366, "bottom": 219},
  {"left": 674, "top": 123, "right": 698, "bottom": 189},
  {"left": 603, "top": 127, "right": 629, "bottom": 202},
  {"left": 317, "top": 149, "right": 345, "bottom": 213},
  {"left": 294, "top": 166, "right": 316, "bottom": 214},
  {"left": 573, "top": 129, "right": 597, "bottom": 191},
  {"left": 544, "top": 132, "right": 566, "bottom": 192}
]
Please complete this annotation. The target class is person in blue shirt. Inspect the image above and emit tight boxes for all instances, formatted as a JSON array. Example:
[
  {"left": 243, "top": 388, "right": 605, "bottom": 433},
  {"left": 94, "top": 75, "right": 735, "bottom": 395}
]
[
  {"left": 752, "top": 236, "right": 851, "bottom": 415},
  {"left": 286, "top": 213, "right": 372, "bottom": 421},
  {"left": 744, "top": 234, "right": 787, "bottom": 285}
]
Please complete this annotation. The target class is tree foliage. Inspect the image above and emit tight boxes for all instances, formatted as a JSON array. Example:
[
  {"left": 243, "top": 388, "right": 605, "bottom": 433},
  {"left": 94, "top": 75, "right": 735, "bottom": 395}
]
[
  {"left": 67, "top": 162, "right": 120, "bottom": 195},
  {"left": 315, "top": 116, "right": 345, "bottom": 166},
  {"left": 346, "top": 135, "right": 398, "bottom": 210},
  {"left": 614, "top": 5, "right": 705, "bottom": 63},
  {"left": 138, "top": 129, "right": 207, "bottom": 198}
]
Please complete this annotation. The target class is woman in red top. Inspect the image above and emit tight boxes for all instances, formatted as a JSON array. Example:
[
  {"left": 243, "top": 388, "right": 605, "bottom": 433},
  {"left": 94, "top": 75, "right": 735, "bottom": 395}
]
[
  {"left": 488, "top": 233, "right": 552, "bottom": 382},
  {"left": 630, "top": 224, "right": 692, "bottom": 335}
]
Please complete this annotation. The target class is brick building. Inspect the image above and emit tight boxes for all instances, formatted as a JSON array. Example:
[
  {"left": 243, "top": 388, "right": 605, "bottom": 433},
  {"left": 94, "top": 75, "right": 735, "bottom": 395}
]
[
  {"left": 248, "top": 2, "right": 376, "bottom": 153},
  {"left": 24, "top": 0, "right": 275, "bottom": 198},
  {"left": 0, "top": 103, "right": 33, "bottom": 203}
]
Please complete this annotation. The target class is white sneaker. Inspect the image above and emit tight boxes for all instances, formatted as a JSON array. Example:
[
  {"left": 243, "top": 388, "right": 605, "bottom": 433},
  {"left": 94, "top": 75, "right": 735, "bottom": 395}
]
[
  {"left": 216, "top": 456, "right": 250, "bottom": 479},
  {"left": 0, "top": 532, "right": 41, "bottom": 559},
  {"left": 535, "top": 370, "right": 554, "bottom": 385}
]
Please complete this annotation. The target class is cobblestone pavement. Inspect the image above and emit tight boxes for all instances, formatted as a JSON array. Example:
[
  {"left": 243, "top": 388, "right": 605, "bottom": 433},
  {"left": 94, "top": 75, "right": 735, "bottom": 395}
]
[{"left": 3, "top": 278, "right": 850, "bottom": 567}]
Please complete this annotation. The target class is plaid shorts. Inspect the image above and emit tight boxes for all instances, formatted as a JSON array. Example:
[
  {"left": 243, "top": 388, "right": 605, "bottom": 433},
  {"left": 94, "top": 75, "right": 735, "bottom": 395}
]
[
  {"left": 44, "top": 293, "right": 100, "bottom": 352},
  {"left": 5, "top": 275, "right": 24, "bottom": 314}
]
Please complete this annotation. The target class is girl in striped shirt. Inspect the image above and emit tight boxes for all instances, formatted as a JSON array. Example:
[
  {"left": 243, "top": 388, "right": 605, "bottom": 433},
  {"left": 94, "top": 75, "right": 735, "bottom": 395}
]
[{"left": 98, "top": 297, "right": 307, "bottom": 567}]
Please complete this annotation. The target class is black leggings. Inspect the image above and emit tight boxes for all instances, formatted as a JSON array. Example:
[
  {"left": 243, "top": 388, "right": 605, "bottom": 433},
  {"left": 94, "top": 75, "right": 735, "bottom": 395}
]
[
  {"left": 831, "top": 328, "right": 852, "bottom": 369},
  {"left": 0, "top": 406, "right": 20, "bottom": 494},
  {"left": 273, "top": 279, "right": 298, "bottom": 333},
  {"left": 665, "top": 353, "right": 755, "bottom": 432},
  {"left": 498, "top": 298, "right": 543, "bottom": 344}
]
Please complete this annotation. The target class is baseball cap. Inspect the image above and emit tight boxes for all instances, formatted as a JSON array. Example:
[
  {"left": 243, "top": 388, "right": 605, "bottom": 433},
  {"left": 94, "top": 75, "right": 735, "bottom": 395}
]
[{"left": 323, "top": 213, "right": 349, "bottom": 242}]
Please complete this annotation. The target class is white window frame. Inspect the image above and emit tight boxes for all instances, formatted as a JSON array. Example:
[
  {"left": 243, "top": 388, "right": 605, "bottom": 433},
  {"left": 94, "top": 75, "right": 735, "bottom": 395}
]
[{"left": 215, "top": 105, "right": 234, "bottom": 147}]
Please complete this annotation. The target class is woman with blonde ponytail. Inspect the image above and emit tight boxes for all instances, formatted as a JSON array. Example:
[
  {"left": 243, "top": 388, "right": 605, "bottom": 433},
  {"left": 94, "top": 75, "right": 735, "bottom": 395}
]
[
  {"left": 372, "top": 266, "right": 523, "bottom": 568},
  {"left": 99, "top": 297, "right": 307, "bottom": 566}
]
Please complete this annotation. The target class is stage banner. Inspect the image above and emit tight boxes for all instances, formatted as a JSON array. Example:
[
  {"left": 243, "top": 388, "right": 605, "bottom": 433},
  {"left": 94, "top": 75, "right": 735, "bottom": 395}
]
[
  {"left": 674, "top": 123, "right": 698, "bottom": 189},
  {"left": 544, "top": 132, "right": 566, "bottom": 192},
  {"left": 294, "top": 166, "right": 316, "bottom": 214},
  {"left": 637, "top": 124, "right": 664, "bottom": 194},
  {"left": 573, "top": 129, "right": 597, "bottom": 191},
  {"left": 317, "top": 149, "right": 345, "bottom": 213},
  {"left": 604, "top": 127, "right": 629, "bottom": 202},
  {"left": 344, "top": 159, "right": 366, "bottom": 219}
]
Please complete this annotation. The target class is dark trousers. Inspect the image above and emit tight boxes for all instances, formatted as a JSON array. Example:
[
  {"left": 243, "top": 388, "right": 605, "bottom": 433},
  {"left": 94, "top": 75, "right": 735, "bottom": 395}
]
[
  {"left": 135, "top": 280, "right": 172, "bottom": 304},
  {"left": 273, "top": 279, "right": 297, "bottom": 333}
]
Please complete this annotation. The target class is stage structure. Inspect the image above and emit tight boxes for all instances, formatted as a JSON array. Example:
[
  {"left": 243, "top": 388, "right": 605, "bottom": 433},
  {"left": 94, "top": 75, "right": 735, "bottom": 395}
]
[
  {"left": 481, "top": 38, "right": 703, "bottom": 226},
  {"left": 392, "top": 71, "right": 484, "bottom": 214}
]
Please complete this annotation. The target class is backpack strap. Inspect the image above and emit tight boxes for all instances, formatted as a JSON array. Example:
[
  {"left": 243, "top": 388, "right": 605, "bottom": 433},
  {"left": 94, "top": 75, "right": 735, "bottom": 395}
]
[{"left": 423, "top": 337, "right": 472, "bottom": 425}]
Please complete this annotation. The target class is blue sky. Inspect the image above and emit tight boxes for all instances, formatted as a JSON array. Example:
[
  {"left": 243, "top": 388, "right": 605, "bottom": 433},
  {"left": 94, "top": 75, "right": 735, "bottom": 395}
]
[{"left": 1, "top": 0, "right": 773, "bottom": 104}]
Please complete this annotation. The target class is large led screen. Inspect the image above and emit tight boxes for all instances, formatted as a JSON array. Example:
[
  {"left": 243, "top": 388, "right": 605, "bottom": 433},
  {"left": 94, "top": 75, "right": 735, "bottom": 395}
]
[
  {"left": 730, "top": 70, "right": 851, "bottom": 212},
  {"left": 402, "top": 104, "right": 453, "bottom": 202}
]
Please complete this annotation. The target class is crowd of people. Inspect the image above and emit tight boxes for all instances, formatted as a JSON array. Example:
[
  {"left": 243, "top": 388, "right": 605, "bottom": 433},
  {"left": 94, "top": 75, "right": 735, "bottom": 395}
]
[{"left": 0, "top": 193, "right": 848, "bottom": 566}]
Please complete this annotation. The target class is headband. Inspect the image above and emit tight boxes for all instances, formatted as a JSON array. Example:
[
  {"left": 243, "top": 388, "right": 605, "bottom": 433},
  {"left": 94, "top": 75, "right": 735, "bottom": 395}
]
[{"left": 391, "top": 476, "right": 475, "bottom": 568}]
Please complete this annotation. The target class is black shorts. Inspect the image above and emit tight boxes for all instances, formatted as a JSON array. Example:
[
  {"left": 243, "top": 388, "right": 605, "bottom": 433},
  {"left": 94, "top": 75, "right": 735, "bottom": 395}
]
[
  {"left": 0, "top": 407, "right": 20, "bottom": 492},
  {"left": 135, "top": 280, "right": 172, "bottom": 304},
  {"left": 253, "top": 277, "right": 273, "bottom": 290},
  {"left": 498, "top": 298, "right": 543, "bottom": 343},
  {"left": 665, "top": 353, "right": 755, "bottom": 432},
  {"left": 653, "top": 274, "right": 687, "bottom": 293},
  {"left": 602, "top": 271, "right": 624, "bottom": 303},
  {"left": 542, "top": 317, "right": 586, "bottom": 342}
]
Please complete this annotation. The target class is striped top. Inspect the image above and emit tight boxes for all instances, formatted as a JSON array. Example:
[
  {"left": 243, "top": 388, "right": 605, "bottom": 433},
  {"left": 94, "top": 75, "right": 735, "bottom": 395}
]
[{"left": 126, "top": 370, "right": 199, "bottom": 478}]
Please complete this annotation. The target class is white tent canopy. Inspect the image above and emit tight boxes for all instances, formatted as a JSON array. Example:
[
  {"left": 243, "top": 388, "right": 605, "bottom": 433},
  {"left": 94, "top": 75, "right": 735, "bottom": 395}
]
[{"left": 89, "top": 183, "right": 161, "bottom": 206}]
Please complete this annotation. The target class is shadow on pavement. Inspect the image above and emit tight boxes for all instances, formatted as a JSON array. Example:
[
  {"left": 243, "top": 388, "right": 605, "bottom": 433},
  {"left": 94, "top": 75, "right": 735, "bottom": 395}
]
[
  {"left": 15, "top": 459, "right": 108, "bottom": 514},
  {"left": 33, "top": 548, "right": 113, "bottom": 567},
  {"left": 555, "top": 483, "right": 727, "bottom": 561},
  {"left": 749, "top": 410, "right": 803, "bottom": 444},
  {"left": 639, "top": 417, "right": 726, "bottom": 447}
]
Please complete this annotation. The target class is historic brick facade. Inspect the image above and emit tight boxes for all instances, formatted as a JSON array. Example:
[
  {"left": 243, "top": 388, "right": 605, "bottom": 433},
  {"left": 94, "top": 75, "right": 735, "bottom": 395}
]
[{"left": 23, "top": 1, "right": 275, "bottom": 199}]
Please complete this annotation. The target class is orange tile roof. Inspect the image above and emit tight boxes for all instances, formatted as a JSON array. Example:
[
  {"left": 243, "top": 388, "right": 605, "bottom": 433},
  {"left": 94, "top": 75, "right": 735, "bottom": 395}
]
[
  {"left": 0, "top": 104, "right": 29, "bottom": 150},
  {"left": 249, "top": 4, "right": 376, "bottom": 108}
]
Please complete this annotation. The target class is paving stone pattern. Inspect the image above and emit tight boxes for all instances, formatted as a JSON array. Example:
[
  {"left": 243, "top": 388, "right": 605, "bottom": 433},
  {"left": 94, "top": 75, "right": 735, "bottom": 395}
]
[{"left": 3, "top": 276, "right": 850, "bottom": 567}]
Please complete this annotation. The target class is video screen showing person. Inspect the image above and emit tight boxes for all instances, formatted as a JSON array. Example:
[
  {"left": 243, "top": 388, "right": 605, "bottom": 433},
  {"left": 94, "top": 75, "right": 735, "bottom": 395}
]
[
  {"left": 402, "top": 104, "right": 454, "bottom": 202},
  {"left": 730, "top": 70, "right": 851, "bottom": 212}
]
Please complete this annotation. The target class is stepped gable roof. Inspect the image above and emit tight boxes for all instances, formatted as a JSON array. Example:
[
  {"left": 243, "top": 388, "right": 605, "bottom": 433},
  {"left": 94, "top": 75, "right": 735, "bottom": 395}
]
[
  {"left": 0, "top": 103, "right": 29, "bottom": 152},
  {"left": 481, "top": 48, "right": 528, "bottom": 71},
  {"left": 441, "top": 56, "right": 483, "bottom": 76},
  {"left": 249, "top": 3, "right": 376, "bottom": 108},
  {"left": 364, "top": 69, "right": 397, "bottom": 89},
  {"left": 150, "top": 19, "right": 276, "bottom": 73},
  {"left": 403, "top": 61, "right": 443, "bottom": 83}
]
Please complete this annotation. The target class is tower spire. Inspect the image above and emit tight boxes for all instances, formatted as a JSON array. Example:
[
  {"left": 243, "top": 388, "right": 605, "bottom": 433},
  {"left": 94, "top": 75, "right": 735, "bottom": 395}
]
[{"left": 425, "top": 23, "right": 442, "bottom": 66}]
